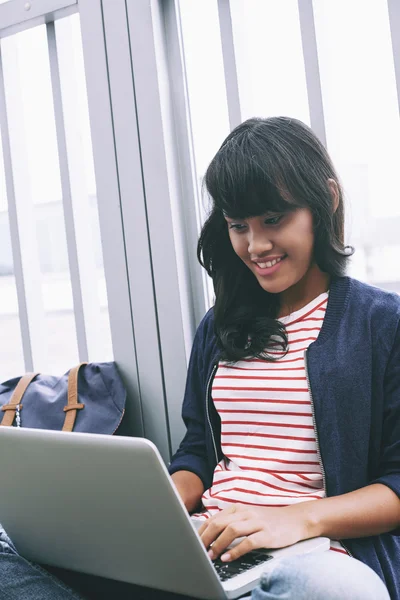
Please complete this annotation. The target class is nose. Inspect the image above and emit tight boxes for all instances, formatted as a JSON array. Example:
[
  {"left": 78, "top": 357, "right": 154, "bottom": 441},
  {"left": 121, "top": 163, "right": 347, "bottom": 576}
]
[{"left": 248, "top": 229, "right": 273, "bottom": 256}]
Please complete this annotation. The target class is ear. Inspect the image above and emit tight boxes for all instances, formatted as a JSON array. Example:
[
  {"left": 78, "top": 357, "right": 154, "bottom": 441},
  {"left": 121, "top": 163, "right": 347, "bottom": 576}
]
[{"left": 327, "top": 178, "right": 340, "bottom": 214}]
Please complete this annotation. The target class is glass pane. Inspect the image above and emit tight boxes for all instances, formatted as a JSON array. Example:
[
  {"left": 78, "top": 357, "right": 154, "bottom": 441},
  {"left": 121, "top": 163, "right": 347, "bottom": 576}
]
[
  {"left": 230, "top": 0, "right": 310, "bottom": 124},
  {"left": 313, "top": 0, "right": 400, "bottom": 290},
  {"left": 179, "top": 0, "right": 230, "bottom": 178},
  {"left": 0, "top": 135, "right": 25, "bottom": 381},
  {"left": 56, "top": 13, "right": 113, "bottom": 363},
  {"left": 2, "top": 24, "right": 78, "bottom": 374},
  {"left": 179, "top": 0, "right": 231, "bottom": 308},
  {"left": 1, "top": 15, "right": 113, "bottom": 375}
]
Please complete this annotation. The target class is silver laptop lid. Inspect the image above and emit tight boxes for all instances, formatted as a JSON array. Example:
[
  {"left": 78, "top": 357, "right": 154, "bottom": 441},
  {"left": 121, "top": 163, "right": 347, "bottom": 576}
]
[{"left": 0, "top": 427, "right": 226, "bottom": 600}]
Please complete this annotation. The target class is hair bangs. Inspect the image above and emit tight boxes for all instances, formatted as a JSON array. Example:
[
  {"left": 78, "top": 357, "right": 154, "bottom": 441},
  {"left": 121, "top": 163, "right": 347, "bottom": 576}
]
[{"left": 205, "top": 132, "right": 301, "bottom": 220}]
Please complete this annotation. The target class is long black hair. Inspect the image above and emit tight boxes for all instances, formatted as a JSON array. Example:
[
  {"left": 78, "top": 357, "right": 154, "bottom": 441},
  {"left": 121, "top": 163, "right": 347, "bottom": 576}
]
[{"left": 197, "top": 116, "right": 353, "bottom": 362}]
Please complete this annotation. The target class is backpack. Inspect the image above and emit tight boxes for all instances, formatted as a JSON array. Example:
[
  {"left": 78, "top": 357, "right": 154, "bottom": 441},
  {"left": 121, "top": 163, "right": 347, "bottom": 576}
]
[{"left": 0, "top": 362, "right": 126, "bottom": 434}]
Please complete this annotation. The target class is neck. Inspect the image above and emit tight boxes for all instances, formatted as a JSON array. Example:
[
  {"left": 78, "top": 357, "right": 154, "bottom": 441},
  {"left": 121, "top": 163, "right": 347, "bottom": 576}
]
[{"left": 278, "top": 264, "right": 330, "bottom": 318}]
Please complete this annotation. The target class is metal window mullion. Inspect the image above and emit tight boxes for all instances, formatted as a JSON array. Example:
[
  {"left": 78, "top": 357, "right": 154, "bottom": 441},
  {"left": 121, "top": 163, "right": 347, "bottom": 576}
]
[
  {"left": 100, "top": 0, "right": 173, "bottom": 461},
  {"left": 47, "top": 21, "right": 89, "bottom": 361},
  {"left": 387, "top": 0, "right": 400, "bottom": 118},
  {"left": 158, "top": 0, "right": 207, "bottom": 346},
  {"left": 298, "top": 0, "right": 327, "bottom": 146},
  {"left": 78, "top": 0, "right": 144, "bottom": 438},
  {"left": 217, "top": 0, "right": 241, "bottom": 131},
  {"left": 0, "top": 39, "right": 48, "bottom": 371},
  {"left": 125, "top": 0, "right": 190, "bottom": 453},
  {"left": 47, "top": 19, "right": 103, "bottom": 362}
]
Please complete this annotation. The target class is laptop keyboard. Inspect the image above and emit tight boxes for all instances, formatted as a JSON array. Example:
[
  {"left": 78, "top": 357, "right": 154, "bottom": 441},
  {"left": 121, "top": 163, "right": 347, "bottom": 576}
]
[{"left": 213, "top": 550, "right": 273, "bottom": 581}]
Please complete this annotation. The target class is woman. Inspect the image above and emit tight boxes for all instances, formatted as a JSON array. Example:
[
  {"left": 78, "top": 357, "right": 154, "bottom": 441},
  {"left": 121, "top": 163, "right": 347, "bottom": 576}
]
[
  {"left": 169, "top": 117, "right": 399, "bottom": 599},
  {"left": 0, "top": 117, "right": 398, "bottom": 599}
]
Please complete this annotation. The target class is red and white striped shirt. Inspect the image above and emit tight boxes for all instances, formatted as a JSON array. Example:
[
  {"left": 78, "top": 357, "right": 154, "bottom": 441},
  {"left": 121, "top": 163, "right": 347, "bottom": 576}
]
[{"left": 193, "top": 291, "right": 347, "bottom": 555}]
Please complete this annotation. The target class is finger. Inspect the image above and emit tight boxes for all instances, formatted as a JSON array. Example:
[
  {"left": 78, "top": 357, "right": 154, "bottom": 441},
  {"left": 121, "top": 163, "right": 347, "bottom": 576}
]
[
  {"left": 198, "top": 505, "right": 249, "bottom": 548},
  {"left": 197, "top": 506, "right": 234, "bottom": 537},
  {"left": 197, "top": 513, "right": 225, "bottom": 538},
  {"left": 197, "top": 514, "right": 228, "bottom": 541},
  {"left": 197, "top": 514, "right": 224, "bottom": 541},
  {"left": 201, "top": 513, "right": 245, "bottom": 551},
  {"left": 220, "top": 531, "right": 266, "bottom": 563},
  {"left": 197, "top": 519, "right": 210, "bottom": 537},
  {"left": 207, "top": 519, "right": 262, "bottom": 560}
]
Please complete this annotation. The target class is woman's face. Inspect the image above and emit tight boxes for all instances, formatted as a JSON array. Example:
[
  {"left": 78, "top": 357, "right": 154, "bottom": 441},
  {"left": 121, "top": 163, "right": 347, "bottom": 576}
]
[{"left": 224, "top": 207, "right": 318, "bottom": 297}]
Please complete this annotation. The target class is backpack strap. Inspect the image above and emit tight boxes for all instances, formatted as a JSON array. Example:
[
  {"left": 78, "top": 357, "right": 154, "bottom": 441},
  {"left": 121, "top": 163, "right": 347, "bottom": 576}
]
[
  {"left": 0, "top": 373, "right": 39, "bottom": 427},
  {"left": 62, "top": 363, "right": 87, "bottom": 432}
]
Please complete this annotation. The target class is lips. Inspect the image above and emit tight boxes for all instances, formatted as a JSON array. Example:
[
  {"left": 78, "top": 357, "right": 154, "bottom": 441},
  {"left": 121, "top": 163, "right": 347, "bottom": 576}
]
[
  {"left": 252, "top": 254, "right": 287, "bottom": 276},
  {"left": 254, "top": 255, "right": 286, "bottom": 269},
  {"left": 252, "top": 254, "right": 287, "bottom": 267}
]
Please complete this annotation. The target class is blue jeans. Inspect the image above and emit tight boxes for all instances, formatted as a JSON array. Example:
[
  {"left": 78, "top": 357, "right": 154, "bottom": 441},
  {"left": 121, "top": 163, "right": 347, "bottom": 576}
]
[{"left": 0, "top": 526, "right": 390, "bottom": 600}]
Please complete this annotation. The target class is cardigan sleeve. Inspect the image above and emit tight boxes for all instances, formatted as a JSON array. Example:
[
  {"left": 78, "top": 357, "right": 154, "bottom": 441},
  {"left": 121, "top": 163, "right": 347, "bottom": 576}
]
[
  {"left": 168, "top": 311, "right": 215, "bottom": 491},
  {"left": 370, "top": 319, "right": 400, "bottom": 528}
]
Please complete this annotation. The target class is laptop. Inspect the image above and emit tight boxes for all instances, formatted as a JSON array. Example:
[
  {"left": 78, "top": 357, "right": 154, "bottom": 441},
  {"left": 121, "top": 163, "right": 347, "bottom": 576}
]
[{"left": 0, "top": 427, "right": 330, "bottom": 600}]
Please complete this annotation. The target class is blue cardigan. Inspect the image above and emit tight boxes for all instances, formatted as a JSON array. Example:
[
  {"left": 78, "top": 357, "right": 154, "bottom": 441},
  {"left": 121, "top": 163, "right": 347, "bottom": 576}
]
[{"left": 169, "top": 276, "right": 400, "bottom": 599}]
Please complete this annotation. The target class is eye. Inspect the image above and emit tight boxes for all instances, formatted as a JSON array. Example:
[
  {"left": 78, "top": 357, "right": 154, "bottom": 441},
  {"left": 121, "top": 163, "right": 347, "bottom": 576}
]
[
  {"left": 264, "top": 215, "right": 283, "bottom": 225},
  {"left": 228, "top": 222, "right": 247, "bottom": 232}
]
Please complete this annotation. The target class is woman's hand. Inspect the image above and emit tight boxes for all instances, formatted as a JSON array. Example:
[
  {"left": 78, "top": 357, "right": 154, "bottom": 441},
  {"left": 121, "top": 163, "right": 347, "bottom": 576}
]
[{"left": 197, "top": 502, "right": 318, "bottom": 562}]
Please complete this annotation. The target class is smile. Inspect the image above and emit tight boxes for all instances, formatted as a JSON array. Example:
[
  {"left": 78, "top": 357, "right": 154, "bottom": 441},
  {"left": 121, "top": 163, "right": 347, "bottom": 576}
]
[
  {"left": 256, "top": 256, "right": 284, "bottom": 269},
  {"left": 252, "top": 255, "right": 287, "bottom": 276}
]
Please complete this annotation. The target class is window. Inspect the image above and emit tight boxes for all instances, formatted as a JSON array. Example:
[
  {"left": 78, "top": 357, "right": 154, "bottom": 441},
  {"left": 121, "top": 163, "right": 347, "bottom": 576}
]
[
  {"left": 313, "top": 0, "right": 400, "bottom": 288},
  {"left": 230, "top": 0, "right": 310, "bottom": 124},
  {"left": 0, "top": 13, "right": 112, "bottom": 378}
]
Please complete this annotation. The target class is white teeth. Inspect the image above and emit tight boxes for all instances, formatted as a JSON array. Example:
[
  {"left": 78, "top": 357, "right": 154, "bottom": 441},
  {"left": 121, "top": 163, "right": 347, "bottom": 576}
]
[{"left": 257, "top": 256, "right": 283, "bottom": 269}]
